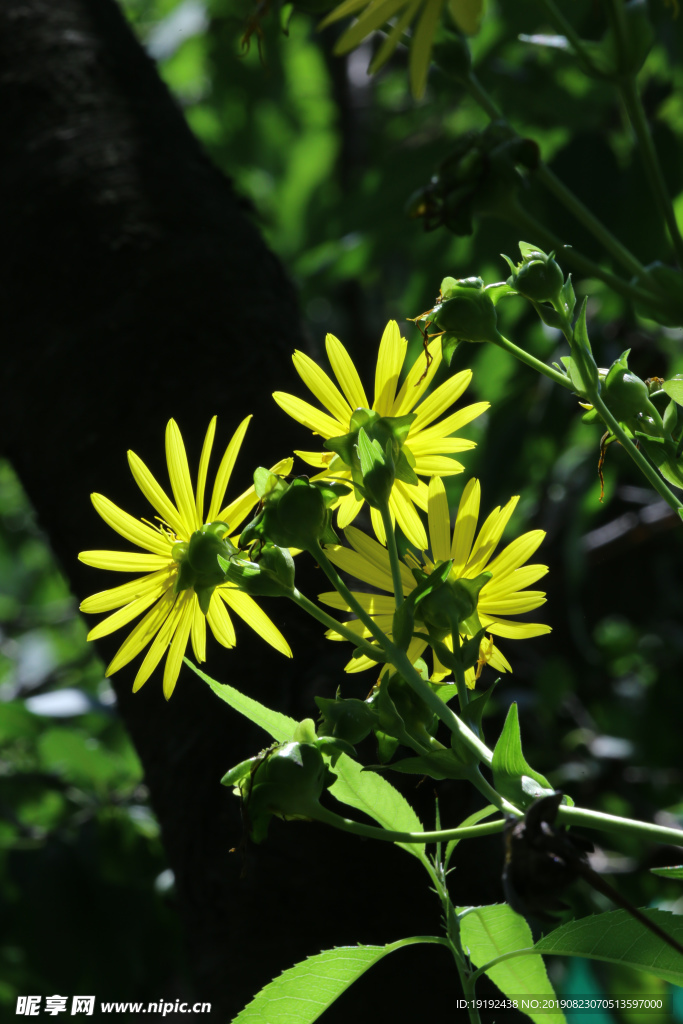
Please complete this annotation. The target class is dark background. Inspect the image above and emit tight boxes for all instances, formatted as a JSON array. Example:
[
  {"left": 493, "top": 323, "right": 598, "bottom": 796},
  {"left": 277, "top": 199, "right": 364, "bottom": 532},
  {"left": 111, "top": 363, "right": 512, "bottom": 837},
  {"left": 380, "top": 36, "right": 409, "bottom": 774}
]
[{"left": 1, "top": 0, "right": 682, "bottom": 1020}]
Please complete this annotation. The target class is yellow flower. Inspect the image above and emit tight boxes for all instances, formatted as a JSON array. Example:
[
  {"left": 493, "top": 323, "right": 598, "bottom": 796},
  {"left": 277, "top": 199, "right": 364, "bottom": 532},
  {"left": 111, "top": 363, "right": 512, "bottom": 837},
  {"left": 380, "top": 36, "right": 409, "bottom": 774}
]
[
  {"left": 318, "top": 475, "right": 551, "bottom": 687},
  {"left": 318, "top": 0, "right": 483, "bottom": 98},
  {"left": 79, "top": 417, "right": 292, "bottom": 700},
  {"left": 273, "top": 320, "right": 488, "bottom": 550}
]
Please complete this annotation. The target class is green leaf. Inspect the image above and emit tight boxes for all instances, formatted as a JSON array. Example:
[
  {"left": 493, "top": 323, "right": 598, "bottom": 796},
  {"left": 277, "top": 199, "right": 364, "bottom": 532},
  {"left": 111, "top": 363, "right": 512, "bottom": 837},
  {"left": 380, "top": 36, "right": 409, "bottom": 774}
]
[
  {"left": 186, "top": 659, "right": 297, "bottom": 743},
  {"left": 533, "top": 910, "right": 683, "bottom": 986},
  {"left": 328, "top": 753, "right": 426, "bottom": 861},
  {"left": 231, "top": 938, "right": 442, "bottom": 1024},
  {"left": 373, "top": 750, "right": 472, "bottom": 781},
  {"left": 651, "top": 866, "right": 683, "bottom": 879},
  {"left": 663, "top": 378, "right": 683, "bottom": 407},
  {"left": 491, "top": 702, "right": 553, "bottom": 807},
  {"left": 459, "top": 904, "right": 566, "bottom": 1024},
  {"left": 569, "top": 298, "right": 599, "bottom": 396}
]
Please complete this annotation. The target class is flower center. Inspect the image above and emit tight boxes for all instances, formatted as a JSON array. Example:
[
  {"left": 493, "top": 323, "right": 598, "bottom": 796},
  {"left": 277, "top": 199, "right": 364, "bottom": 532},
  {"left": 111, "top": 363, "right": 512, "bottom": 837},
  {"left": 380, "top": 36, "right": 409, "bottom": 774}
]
[{"left": 173, "top": 521, "right": 237, "bottom": 614}]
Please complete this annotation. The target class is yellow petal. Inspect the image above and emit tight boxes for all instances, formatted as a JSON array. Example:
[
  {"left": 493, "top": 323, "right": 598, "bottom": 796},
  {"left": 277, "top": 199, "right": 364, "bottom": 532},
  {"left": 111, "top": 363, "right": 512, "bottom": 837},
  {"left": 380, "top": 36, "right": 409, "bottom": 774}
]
[
  {"left": 317, "top": 591, "right": 396, "bottom": 615},
  {"left": 334, "top": 0, "right": 408, "bottom": 53},
  {"left": 450, "top": 478, "right": 480, "bottom": 573},
  {"left": 325, "top": 543, "right": 394, "bottom": 593},
  {"left": 482, "top": 563, "right": 548, "bottom": 598},
  {"left": 86, "top": 588, "right": 165, "bottom": 640},
  {"left": 190, "top": 599, "right": 207, "bottom": 662},
  {"left": 373, "top": 321, "right": 405, "bottom": 416},
  {"left": 91, "top": 493, "right": 172, "bottom": 557},
  {"left": 195, "top": 417, "right": 217, "bottom": 526},
  {"left": 409, "top": 0, "right": 445, "bottom": 98},
  {"left": 467, "top": 496, "right": 519, "bottom": 576},
  {"left": 427, "top": 477, "right": 450, "bottom": 561},
  {"left": 166, "top": 420, "right": 199, "bottom": 533},
  {"left": 127, "top": 450, "right": 186, "bottom": 539},
  {"left": 79, "top": 550, "right": 170, "bottom": 572},
  {"left": 334, "top": 489, "right": 363, "bottom": 530},
  {"left": 393, "top": 339, "right": 442, "bottom": 415},
  {"left": 369, "top": 504, "right": 387, "bottom": 545},
  {"left": 81, "top": 567, "right": 173, "bottom": 614},
  {"left": 410, "top": 455, "right": 468, "bottom": 476},
  {"left": 484, "top": 531, "right": 547, "bottom": 578},
  {"left": 293, "top": 350, "right": 353, "bottom": 425},
  {"left": 410, "top": 369, "right": 473, "bottom": 433},
  {"left": 163, "top": 593, "right": 195, "bottom": 699},
  {"left": 479, "top": 591, "right": 547, "bottom": 616},
  {"left": 408, "top": 437, "right": 476, "bottom": 457},
  {"left": 207, "top": 415, "right": 252, "bottom": 522},
  {"left": 132, "top": 594, "right": 184, "bottom": 692},
  {"left": 207, "top": 593, "right": 236, "bottom": 648},
  {"left": 389, "top": 486, "right": 428, "bottom": 549},
  {"left": 106, "top": 590, "right": 176, "bottom": 676},
  {"left": 220, "top": 588, "right": 292, "bottom": 656},
  {"left": 350, "top": 522, "right": 416, "bottom": 592},
  {"left": 411, "top": 401, "right": 490, "bottom": 445},
  {"left": 485, "top": 619, "right": 552, "bottom": 640},
  {"left": 326, "top": 334, "right": 369, "bottom": 410},
  {"left": 319, "top": 0, "right": 374, "bottom": 29},
  {"left": 293, "top": 450, "right": 335, "bottom": 469},
  {"left": 397, "top": 477, "right": 429, "bottom": 511},
  {"left": 368, "top": 0, "right": 421, "bottom": 72},
  {"left": 273, "top": 391, "right": 343, "bottom": 438}
]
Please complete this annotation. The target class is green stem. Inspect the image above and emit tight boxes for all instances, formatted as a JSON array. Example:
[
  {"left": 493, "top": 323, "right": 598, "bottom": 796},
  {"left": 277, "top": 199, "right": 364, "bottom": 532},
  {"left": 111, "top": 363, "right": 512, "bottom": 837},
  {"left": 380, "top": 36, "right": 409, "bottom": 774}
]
[
  {"left": 463, "top": 74, "right": 649, "bottom": 285},
  {"left": 379, "top": 499, "right": 404, "bottom": 609},
  {"left": 493, "top": 331, "right": 573, "bottom": 391},
  {"left": 619, "top": 76, "right": 683, "bottom": 268},
  {"left": 558, "top": 804, "right": 683, "bottom": 848},
  {"left": 469, "top": 768, "right": 511, "bottom": 816},
  {"left": 312, "top": 540, "right": 501, "bottom": 769},
  {"left": 288, "top": 587, "right": 385, "bottom": 662},
  {"left": 534, "top": 0, "right": 600, "bottom": 74},
  {"left": 453, "top": 655, "right": 470, "bottom": 711},
  {"left": 589, "top": 391, "right": 683, "bottom": 514},
  {"left": 312, "top": 803, "right": 507, "bottom": 844},
  {"left": 432, "top": 861, "right": 483, "bottom": 1024},
  {"left": 509, "top": 206, "right": 639, "bottom": 300},
  {"left": 535, "top": 164, "right": 647, "bottom": 279}
]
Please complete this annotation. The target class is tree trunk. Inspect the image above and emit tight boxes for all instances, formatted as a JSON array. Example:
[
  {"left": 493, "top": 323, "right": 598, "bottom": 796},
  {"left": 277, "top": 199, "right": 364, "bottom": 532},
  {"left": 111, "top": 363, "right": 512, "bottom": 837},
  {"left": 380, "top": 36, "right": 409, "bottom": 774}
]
[{"left": 0, "top": 1, "right": 495, "bottom": 1017}]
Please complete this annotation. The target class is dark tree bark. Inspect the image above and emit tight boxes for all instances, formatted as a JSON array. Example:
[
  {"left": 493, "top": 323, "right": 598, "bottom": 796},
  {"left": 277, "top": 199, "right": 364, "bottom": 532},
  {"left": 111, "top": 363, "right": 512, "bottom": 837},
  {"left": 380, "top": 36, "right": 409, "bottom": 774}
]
[{"left": 0, "top": 1, "right": 501, "bottom": 1018}]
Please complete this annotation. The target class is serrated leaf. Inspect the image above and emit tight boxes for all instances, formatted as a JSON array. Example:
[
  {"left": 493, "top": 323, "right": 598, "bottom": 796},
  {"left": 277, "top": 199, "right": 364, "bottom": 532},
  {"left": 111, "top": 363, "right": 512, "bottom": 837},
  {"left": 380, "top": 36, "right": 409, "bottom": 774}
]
[
  {"left": 651, "top": 866, "right": 683, "bottom": 879},
  {"left": 533, "top": 910, "right": 683, "bottom": 986},
  {"left": 186, "top": 659, "right": 297, "bottom": 743},
  {"left": 459, "top": 904, "right": 566, "bottom": 1023},
  {"left": 231, "top": 938, "right": 440, "bottom": 1024},
  {"left": 491, "top": 703, "right": 553, "bottom": 807},
  {"left": 328, "top": 752, "right": 427, "bottom": 861}
]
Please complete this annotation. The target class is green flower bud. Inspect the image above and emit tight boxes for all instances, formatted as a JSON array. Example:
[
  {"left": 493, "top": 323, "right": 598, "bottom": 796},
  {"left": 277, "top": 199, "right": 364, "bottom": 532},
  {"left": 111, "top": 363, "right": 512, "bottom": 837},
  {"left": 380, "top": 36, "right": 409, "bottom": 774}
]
[
  {"left": 415, "top": 570, "right": 491, "bottom": 638},
  {"left": 426, "top": 277, "right": 503, "bottom": 345},
  {"left": 504, "top": 244, "right": 565, "bottom": 304},
  {"left": 325, "top": 408, "right": 417, "bottom": 505},
  {"left": 315, "top": 694, "right": 377, "bottom": 745},
  {"left": 219, "top": 543, "right": 295, "bottom": 598},
  {"left": 239, "top": 474, "right": 348, "bottom": 551},
  {"left": 603, "top": 350, "right": 664, "bottom": 436},
  {"left": 229, "top": 741, "right": 335, "bottom": 844},
  {"left": 173, "top": 521, "right": 236, "bottom": 613},
  {"left": 370, "top": 672, "right": 438, "bottom": 749}
]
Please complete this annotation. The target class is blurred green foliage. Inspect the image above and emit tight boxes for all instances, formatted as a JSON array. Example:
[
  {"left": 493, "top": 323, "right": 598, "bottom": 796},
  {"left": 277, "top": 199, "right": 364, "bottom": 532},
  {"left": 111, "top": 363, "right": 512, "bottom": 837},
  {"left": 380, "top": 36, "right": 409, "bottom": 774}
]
[
  {"left": 0, "top": 461, "right": 184, "bottom": 1006},
  {"left": 4, "top": 0, "right": 683, "bottom": 1016}
]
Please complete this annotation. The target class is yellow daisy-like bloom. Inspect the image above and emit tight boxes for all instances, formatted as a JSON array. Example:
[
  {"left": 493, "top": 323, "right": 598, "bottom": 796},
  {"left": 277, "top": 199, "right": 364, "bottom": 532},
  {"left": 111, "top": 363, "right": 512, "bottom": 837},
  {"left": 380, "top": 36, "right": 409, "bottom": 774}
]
[
  {"left": 318, "top": 475, "right": 551, "bottom": 687},
  {"left": 79, "top": 417, "right": 292, "bottom": 700},
  {"left": 273, "top": 320, "right": 489, "bottom": 551},
  {"left": 319, "top": 0, "right": 484, "bottom": 99}
]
